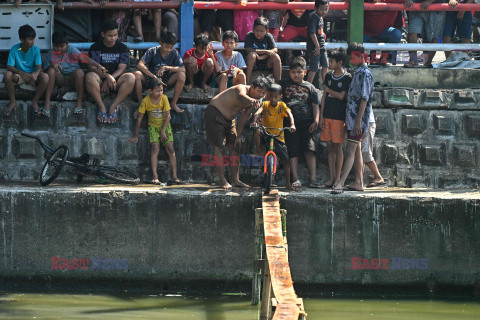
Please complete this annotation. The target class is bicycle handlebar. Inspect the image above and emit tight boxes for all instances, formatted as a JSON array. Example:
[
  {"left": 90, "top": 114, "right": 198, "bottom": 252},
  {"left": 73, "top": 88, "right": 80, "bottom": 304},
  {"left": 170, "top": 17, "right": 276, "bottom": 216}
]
[
  {"left": 20, "top": 132, "right": 54, "bottom": 152},
  {"left": 251, "top": 124, "right": 291, "bottom": 138}
]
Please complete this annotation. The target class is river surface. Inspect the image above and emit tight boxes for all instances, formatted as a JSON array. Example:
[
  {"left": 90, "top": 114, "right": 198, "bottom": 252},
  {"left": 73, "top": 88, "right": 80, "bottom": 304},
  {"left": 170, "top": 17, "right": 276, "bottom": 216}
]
[{"left": 0, "top": 293, "right": 479, "bottom": 319}]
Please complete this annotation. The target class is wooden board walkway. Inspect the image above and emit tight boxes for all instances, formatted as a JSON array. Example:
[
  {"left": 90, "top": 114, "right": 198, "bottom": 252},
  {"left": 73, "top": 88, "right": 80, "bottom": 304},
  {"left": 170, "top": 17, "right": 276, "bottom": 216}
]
[{"left": 253, "top": 190, "right": 306, "bottom": 320}]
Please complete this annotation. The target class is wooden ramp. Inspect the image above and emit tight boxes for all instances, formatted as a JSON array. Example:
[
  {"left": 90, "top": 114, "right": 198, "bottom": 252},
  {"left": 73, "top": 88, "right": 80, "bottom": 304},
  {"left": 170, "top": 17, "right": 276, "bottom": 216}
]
[{"left": 252, "top": 190, "right": 306, "bottom": 320}]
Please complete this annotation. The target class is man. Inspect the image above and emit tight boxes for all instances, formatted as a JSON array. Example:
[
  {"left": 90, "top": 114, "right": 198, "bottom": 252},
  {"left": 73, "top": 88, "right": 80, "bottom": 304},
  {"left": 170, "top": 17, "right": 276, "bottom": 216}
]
[{"left": 205, "top": 77, "right": 270, "bottom": 190}]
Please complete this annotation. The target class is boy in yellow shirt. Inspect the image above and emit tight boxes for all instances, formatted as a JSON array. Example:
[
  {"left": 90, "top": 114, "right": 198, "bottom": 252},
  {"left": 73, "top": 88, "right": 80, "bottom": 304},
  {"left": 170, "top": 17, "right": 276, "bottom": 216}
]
[
  {"left": 253, "top": 84, "right": 296, "bottom": 190},
  {"left": 128, "top": 78, "right": 180, "bottom": 185}
]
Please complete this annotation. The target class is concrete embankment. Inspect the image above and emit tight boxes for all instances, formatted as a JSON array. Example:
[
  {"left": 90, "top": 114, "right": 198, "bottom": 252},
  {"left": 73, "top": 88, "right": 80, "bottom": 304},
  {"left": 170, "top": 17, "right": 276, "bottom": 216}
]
[{"left": 1, "top": 183, "right": 479, "bottom": 291}]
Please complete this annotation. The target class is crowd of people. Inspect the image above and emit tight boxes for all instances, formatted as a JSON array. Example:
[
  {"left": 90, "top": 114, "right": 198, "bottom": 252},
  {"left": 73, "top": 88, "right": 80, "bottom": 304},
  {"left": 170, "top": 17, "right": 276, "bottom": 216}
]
[{"left": 2, "top": 0, "right": 478, "bottom": 189}]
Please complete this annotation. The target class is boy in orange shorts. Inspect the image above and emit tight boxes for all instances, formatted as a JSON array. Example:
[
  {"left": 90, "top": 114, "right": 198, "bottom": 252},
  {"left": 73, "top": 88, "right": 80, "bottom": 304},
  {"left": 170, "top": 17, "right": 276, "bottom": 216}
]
[{"left": 320, "top": 48, "right": 352, "bottom": 188}]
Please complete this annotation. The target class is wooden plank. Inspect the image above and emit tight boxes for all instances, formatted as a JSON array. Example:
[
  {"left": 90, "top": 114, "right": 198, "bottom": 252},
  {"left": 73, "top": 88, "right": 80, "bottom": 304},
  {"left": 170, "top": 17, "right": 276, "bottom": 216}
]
[
  {"left": 261, "top": 190, "right": 306, "bottom": 319},
  {"left": 252, "top": 208, "right": 264, "bottom": 305}
]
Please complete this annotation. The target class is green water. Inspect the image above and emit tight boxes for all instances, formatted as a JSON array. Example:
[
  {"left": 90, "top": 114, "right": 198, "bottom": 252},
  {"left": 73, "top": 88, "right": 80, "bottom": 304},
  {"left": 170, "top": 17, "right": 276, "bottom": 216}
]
[{"left": 0, "top": 293, "right": 479, "bottom": 320}]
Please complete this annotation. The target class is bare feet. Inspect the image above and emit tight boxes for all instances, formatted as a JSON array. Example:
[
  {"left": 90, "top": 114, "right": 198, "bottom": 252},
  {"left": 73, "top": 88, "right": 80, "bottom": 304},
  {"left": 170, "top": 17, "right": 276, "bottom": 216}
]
[
  {"left": 184, "top": 83, "right": 193, "bottom": 91},
  {"left": 220, "top": 181, "right": 232, "bottom": 190},
  {"left": 171, "top": 104, "right": 184, "bottom": 113},
  {"left": 285, "top": 184, "right": 297, "bottom": 191},
  {"left": 3, "top": 102, "right": 16, "bottom": 117},
  {"left": 344, "top": 182, "right": 364, "bottom": 192},
  {"left": 233, "top": 180, "right": 250, "bottom": 188},
  {"left": 202, "top": 83, "right": 212, "bottom": 92},
  {"left": 32, "top": 103, "right": 41, "bottom": 116}
]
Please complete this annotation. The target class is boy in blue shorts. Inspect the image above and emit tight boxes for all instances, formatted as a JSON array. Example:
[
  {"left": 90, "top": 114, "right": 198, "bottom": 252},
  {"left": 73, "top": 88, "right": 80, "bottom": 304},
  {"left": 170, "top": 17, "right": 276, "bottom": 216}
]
[
  {"left": 332, "top": 43, "right": 374, "bottom": 194},
  {"left": 306, "top": 0, "right": 329, "bottom": 85},
  {"left": 128, "top": 78, "right": 180, "bottom": 185},
  {"left": 253, "top": 84, "right": 297, "bottom": 190},
  {"left": 3, "top": 24, "right": 49, "bottom": 118}
]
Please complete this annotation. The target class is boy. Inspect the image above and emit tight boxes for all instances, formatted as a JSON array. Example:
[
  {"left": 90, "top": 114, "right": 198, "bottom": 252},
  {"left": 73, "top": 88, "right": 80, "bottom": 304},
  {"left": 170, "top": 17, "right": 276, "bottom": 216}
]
[
  {"left": 320, "top": 48, "right": 352, "bottom": 189},
  {"left": 245, "top": 16, "right": 282, "bottom": 83},
  {"left": 3, "top": 24, "right": 49, "bottom": 118},
  {"left": 43, "top": 31, "right": 107, "bottom": 117},
  {"left": 306, "top": 0, "right": 329, "bottom": 85},
  {"left": 183, "top": 34, "right": 219, "bottom": 92},
  {"left": 134, "top": 31, "right": 185, "bottom": 113},
  {"left": 214, "top": 30, "right": 247, "bottom": 93},
  {"left": 128, "top": 78, "right": 180, "bottom": 185},
  {"left": 442, "top": 0, "right": 474, "bottom": 58},
  {"left": 205, "top": 77, "right": 270, "bottom": 190},
  {"left": 86, "top": 19, "right": 135, "bottom": 124},
  {"left": 253, "top": 83, "right": 297, "bottom": 190},
  {"left": 279, "top": 57, "right": 320, "bottom": 188},
  {"left": 332, "top": 42, "right": 374, "bottom": 194}
]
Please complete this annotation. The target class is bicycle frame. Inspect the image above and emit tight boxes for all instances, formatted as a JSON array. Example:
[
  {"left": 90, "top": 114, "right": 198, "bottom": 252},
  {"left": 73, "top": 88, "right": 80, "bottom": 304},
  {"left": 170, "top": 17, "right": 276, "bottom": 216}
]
[{"left": 252, "top": 126, "right": 290, "bottom": 175}]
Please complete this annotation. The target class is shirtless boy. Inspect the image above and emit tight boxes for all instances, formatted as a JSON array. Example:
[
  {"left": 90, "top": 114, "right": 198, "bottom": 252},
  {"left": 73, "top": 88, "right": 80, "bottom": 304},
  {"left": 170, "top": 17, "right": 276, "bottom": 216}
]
[{"left": 205, "top": 77, "right": 270, "bottom": 190}]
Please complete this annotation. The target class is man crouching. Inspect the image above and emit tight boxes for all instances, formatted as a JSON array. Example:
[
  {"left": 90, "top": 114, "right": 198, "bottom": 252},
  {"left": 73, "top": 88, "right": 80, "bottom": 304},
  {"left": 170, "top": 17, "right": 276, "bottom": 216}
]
[{"left": 205, "top": 77, "right": 270, "bottom": 190}]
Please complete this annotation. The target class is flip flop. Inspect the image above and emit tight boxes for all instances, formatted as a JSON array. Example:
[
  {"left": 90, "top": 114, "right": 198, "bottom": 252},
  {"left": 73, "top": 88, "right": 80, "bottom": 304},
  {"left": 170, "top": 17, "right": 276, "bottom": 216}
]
[
  {"left": 74, "top": 107, "right": 85, "bottom": 115},
  {"left": 41, "top": 107, "right": 51, "bottom": 118},
  {"left": 319, "top": 183, "right": 333, "bottom": 189},
  {"left": 108, "top": 106, "right": 119, "bottom": 124},
  {"left": 97, "top": 106, "right": 108, "bottom": 123},
  {"left": 366, "top": 181, "right": 387, "bottom": 188},
  {"left": 292, "top": 180, "right": 302, "bottom": 188},
  {"left": 167, "top": 179, "right": 183, "bottom": 186},
  {"left": 149, "top": 179, "right": 166, "bottom": 186},
  {"left": 309, "top": 180, "right": 321, "bottom": 188},
  {"left": 403, "top": 62, "right": 419, "bottom": 68},
  {"left": 32, "top": 107, "right": 42, "bottom": 117},
  {"left": 344, "top": 186, "right": 364, "bottom": 192}
]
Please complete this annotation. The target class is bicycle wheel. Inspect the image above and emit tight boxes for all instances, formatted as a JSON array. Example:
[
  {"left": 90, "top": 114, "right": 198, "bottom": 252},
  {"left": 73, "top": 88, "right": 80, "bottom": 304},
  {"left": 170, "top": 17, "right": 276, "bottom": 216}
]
[
  {"left": 265, "top": 155, "right": 275, "bottom": 194},
  {"left": 97, "top": 166, "right": 140, "bottom": 185},
  {"left": 39, "top": 145, "right": 69, "bottom": 186}
]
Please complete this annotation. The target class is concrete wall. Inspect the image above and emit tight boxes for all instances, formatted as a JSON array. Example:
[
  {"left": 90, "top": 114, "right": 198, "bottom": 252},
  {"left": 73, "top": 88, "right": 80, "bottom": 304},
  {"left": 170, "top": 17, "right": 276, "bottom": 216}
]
[{"left": 0, "top": 186, "right": 479, "bottom": 288}]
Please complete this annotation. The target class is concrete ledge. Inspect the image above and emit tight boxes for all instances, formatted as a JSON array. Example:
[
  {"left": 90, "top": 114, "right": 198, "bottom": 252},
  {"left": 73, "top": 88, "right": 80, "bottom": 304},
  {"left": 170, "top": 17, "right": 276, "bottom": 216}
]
[{"left": 1, "top": 183, "right": 479, "bottom": 289}]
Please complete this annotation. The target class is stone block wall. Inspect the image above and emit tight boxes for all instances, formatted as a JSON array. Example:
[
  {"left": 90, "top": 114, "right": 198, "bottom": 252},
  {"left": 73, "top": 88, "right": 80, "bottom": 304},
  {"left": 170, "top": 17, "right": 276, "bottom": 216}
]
[{"left": 1, "top": 86, "right": 480, "bottom": 187}]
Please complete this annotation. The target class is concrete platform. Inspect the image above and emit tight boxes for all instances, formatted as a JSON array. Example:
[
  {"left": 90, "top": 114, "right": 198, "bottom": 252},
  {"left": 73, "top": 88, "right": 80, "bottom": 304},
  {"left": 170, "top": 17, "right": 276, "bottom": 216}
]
[{"left": 1, "top": 182, "right": 479, "bottom": 291}]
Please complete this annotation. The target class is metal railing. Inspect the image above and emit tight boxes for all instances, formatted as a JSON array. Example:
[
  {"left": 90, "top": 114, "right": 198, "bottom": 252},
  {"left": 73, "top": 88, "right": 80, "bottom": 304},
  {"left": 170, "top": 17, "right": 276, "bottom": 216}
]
[{"left": 60, "top": 1, "right": 480, "bottom": 54}]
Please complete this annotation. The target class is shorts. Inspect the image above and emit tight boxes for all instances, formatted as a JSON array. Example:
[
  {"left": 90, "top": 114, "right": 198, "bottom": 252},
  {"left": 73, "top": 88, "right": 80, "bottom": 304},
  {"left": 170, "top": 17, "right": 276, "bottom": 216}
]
[
  {"left": 284, "top": 125, "right": 316, "bottom": 158},
  {"left": 211, "top": 76, "right": 233, "bottom": 89},
  {"left": 307, "top": 49, "right": 328, "bottom": 72},
  {"left": 204, "top": 104, "right": 237, "bottom": 148},
  {"left": 320, "top": 118, "right": 345, "bottom": 144},
  {"left": 14, "top": 72, "right": 35, "bottom": 86},
  {"left": 361, "top": 122, "right": 376, "bottom": 163},
  {"left": 408, "top": 11, "right": 446, "bottom": 42},
  {"left": 347, "top": 130, "right": 364, "bottom": 143},
  {"left": 148, "top": 123, "right": 174, "bottom": 145},
  {"left": 259, "top": 131, "right": 289, "bottom": 164},
  {"left": 254, "top": 59, "right": 271, "bottom": 71},
  {"left": 193, "top": 69, "right": 213, "bottom": 87},
  {"left": 443, "top": 11, "right": 472, "bottom": 39}
]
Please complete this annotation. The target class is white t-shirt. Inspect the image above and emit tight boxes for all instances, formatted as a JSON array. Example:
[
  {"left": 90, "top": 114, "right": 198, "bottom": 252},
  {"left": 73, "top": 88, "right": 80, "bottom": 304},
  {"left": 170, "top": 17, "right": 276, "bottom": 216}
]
[{"left": 214, "top": 51, "right": 246, "bottom": 76}]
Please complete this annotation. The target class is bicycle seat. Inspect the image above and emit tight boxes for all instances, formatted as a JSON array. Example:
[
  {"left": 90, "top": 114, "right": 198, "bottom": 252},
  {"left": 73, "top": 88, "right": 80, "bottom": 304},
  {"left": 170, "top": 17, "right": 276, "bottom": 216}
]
[{"left": 70, "top": 153, "right": 90, "bottom": 164}]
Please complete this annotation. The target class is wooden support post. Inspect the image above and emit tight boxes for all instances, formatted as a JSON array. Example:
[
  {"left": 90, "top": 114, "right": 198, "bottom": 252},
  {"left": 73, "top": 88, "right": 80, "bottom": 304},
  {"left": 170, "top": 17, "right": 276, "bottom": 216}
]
[
  {"left": 260, "top": 260, "right": 273, "bottom": 320},
  {"left": 252, "top": 208, "right": 264, "bottom": 306},
  {"left": 348, "top": 0, "right": 364, "bottom": 45}
]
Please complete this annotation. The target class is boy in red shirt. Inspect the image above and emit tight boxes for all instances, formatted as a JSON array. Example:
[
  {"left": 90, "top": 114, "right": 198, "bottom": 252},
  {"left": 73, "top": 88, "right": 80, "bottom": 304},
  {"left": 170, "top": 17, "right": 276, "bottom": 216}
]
[{"left": 183, "top": 34, "right": 219, "bottom": 92}]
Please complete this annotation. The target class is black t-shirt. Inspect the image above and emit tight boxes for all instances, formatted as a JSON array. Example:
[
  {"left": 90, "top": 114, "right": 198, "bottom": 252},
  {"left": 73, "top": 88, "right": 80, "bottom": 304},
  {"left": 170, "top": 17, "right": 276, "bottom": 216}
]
[
  {"left": 244, "top": 32, "right": 277, "bottom": 50},
  {"left": 286, "top": 8, "right": 311, "bottom": 28},
  {"left": 279, "top": 78, "right": 320, "bottom": 127},
  {"left": 88, "top": 40, "right": 129, "bottom": 75},
  {"left": 323, "top": 71, "right": 352, "bottom": 121},
  {"left": 306, "top": 12, "right": 325, "bottom": 50}
]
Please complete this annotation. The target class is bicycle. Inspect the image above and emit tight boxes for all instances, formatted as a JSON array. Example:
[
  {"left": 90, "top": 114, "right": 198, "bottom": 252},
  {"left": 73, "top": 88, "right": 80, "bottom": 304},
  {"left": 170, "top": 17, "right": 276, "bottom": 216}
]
[
  {"left": 21, "top": 132, "right": 140, "bottom": 186},
  {"left": 251, "top": 125, "right": 291, "bottom": 194}
]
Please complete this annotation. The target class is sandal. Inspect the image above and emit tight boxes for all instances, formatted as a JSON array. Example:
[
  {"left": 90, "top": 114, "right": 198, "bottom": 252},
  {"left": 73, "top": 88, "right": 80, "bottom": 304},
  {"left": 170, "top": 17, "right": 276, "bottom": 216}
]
[
  {"left": 32, "top": 106, "right": 42, "bottom": 117},
  {"left": 108, "top": 106, "right": 119, "bottom": 124},
  {"left": 41, "top": 107, "right": 51, "bottom": 118},
  {"left": 97, "top": 106, "right": 108, "bottom": 123},
  {"left": 74, "top": 107, "right": 85, "bottom": 115},
  {"left": 309, "top": 180, "right": 321, "bottom": 188},
  {"left": 292, "top": 180, "right": 302, "bottom": 188}
]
